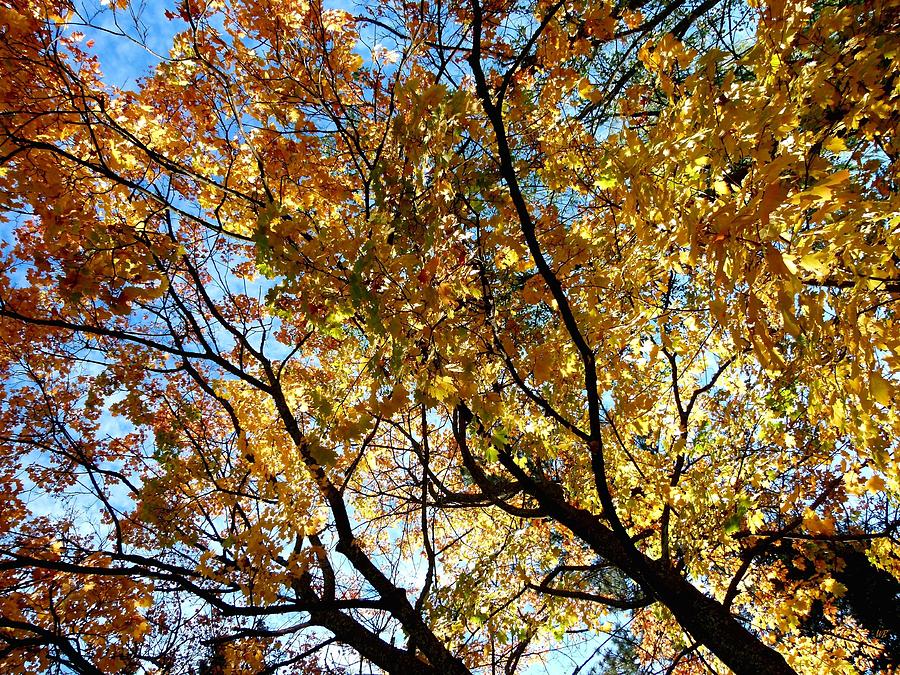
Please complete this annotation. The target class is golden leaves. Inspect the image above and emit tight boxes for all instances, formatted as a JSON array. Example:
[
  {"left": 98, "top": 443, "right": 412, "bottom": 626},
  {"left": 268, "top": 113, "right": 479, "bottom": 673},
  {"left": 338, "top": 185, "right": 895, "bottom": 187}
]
[
  {"left": 639, "top": 34, "right": 696, "bottom": 73},
  {"left": 0, "top": 0, "right": 898, "bottom": 672},
  {"left": 321, "top": 8, "right": 353, "bottom": 32},
  {"left": 577, "top": 78, "right": 602, "bottom": 103},
  {"left": 0, "top": 7, "right": 35, "bottom": 39},
  {"left": 802, "top": 509, "right": 835, "bottom": 536},
  {"left": 789, "top": 170, "right": 852, "bottom": 205}
]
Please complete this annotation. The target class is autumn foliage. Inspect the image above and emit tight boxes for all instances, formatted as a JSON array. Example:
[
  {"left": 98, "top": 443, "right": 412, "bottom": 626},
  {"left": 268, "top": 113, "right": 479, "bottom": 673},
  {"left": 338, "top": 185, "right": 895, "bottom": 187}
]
[{"left": 0, "top": 0, "right": 898, "bottom": 672}]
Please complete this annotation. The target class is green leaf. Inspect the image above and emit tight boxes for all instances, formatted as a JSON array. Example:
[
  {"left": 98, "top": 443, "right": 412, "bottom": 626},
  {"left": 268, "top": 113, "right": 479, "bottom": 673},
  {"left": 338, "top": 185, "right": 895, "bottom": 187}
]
[
  {"left": 723, "top": 513, "right": 742, "bottom": 536},
  {"left": 308, "top": 437, "right": 338, "bottom": 467}
]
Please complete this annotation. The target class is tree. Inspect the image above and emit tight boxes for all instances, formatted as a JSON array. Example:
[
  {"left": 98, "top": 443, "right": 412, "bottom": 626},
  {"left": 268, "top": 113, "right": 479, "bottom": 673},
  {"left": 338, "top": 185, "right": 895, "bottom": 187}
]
[{"left": 0, "top": 0, "right": 898, "bottom": 671}]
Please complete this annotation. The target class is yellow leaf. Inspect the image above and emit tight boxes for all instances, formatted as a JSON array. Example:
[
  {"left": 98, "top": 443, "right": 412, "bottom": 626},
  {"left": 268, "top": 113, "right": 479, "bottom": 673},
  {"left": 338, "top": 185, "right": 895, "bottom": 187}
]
[
  {"left": 808, "top": 184, "right": 833, "bottom": 200},
  {"left": 577, "top": 78, "right": 602, "bottom": 103},
  {"left": 427, "top": 374, "right": 456, "bottom": 402},
  {"left": 823, "top": 137, "right": 846, "bottom": 152},
  {"left": 347, "top": 53, "right": 364, "bottom": 72},
  {"left": 802, "top": 509, "right": 834, "bottom": 535},
  {"left": 322, "top": 9, "right": 353, "bottom": 31},
  {"left": 595, "top": 174, "right": 617, "bottom": 190},
  {"left": 533, "top": 356, "right": 552, "bottom": 384},
  {"left": 133, "top": 596, "right": 153, "bottom": 610},
  {"left": 764, "top": 246, "right": 797, "bottom": 279},
  {"left": 623, "top": 10, "right": 643, "bottom": 29},
  {"left": 822, "top": 578, "right": 847, "bottom": 597},
  {"left": 791, "top": 170, "right": 851, "bottom": 203},
  {"left": 866, "top": 474, "right": 886, "bottom": 493},
  {"left": 798, "top": 253, "right": 829, "bottom": 278},
  {"left": 870, "top": 372, "right": 891, "bottom": 406},
  {"left": 522, "top": 279, "right": 544, "bottom": 304},
  {"left": 381, "top": 383, "right": 409, "bottom": 415},
  {"left": 496, "top": 247, "right": 520, "bottom": 269}
]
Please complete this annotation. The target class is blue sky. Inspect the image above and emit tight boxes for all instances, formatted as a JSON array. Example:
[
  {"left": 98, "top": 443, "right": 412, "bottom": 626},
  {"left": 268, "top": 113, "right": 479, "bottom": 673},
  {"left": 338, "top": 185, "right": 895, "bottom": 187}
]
[{"left": 73, "top": 0, "right": 182, "bottom": 89}]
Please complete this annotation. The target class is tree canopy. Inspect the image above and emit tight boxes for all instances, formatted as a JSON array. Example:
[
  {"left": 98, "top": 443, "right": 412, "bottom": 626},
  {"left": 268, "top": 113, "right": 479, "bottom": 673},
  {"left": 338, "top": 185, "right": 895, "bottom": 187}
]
[{"left": 0, "top": 0, "right": 898, "bottom": 672}]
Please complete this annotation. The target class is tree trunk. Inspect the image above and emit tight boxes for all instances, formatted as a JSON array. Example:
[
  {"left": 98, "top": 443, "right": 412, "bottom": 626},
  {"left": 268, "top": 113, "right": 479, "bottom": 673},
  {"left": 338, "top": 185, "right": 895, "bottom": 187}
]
[{"left": 549, "top": 498, "right": 795, "bottom": 675}]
